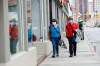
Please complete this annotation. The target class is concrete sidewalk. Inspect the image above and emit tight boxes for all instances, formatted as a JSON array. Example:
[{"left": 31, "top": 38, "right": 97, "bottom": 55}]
[{"left": 39, "top": 37, "right": 100, "bottom": 66}]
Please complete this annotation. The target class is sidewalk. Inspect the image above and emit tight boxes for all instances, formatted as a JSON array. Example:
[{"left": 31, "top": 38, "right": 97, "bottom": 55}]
[{"left": 39, "top": 37, "right": 100, "bottom": 66}]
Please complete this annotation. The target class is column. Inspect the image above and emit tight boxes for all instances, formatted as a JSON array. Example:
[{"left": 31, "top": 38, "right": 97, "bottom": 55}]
[
  {"left": 23, "top": 0, "right": 28, "bottom": 50},
  {"left": 0, "top": 0, "right": 10, "bottom": 63},
  {"left": 52, "top": 0, "right": 56, "bottom": 19},
  {"left": 43, "top": 0, "right": 48, "bottom": 40}
]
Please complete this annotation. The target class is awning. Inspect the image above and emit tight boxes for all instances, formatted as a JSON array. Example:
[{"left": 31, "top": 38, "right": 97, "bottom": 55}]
[{"left": 62, "top": 4, "right": 69, "bottom": 16}]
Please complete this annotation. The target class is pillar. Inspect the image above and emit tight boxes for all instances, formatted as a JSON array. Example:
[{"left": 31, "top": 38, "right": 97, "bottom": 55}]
[{"left": 0, "top": 0, "right": 10, "bottom": 63}]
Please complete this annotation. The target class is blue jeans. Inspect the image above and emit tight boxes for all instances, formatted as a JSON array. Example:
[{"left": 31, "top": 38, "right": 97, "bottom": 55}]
[
  {"left": 28, "top": 38, "right": 32, "bottom": 47},
  {"left": 51, "top": 37, "right": 60, "bottom": 56}
]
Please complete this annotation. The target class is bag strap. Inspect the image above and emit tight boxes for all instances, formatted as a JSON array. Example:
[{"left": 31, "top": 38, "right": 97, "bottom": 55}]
[
  {"left": 52, "top": 25, "right": 61, "bottom": 36},
  {"left": 69, "top": 24, "right": 74, "bottom": 31},
  {"left": 69, "top": 24, "right": 77, "bottom": 35}
]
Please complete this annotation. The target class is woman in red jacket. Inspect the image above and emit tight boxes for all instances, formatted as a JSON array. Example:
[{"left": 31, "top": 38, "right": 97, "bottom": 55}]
[
  {"left": 9, "top": 20, "right": 18, "bottom": 55},
  {"left": 66, "top": 17, "right": 78, "bottom": 57}
]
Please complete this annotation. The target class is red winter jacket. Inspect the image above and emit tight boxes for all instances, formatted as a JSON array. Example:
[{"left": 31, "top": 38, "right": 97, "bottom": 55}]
[
  {"left": 9, "top": 25, "right": 18, "bottom": 39},
  {"left": 66, "top": 22, "right": 78, "bottom": 37}
]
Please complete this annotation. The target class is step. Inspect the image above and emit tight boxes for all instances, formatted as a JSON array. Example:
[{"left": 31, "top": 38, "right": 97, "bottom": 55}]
[{"left": 37, "top": 55, "right": 46, "bottom": 66}]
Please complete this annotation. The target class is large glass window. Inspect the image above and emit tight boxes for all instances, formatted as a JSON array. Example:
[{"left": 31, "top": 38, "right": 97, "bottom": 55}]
[
  {"left": 27, "top": 0, "right": 33, "bottom": 47},
  {"left": 8, "top": 0, "right": 23, "bottom": 55},
  {"left": 31, "top": 0, "right": 40, "bottom": 41}
]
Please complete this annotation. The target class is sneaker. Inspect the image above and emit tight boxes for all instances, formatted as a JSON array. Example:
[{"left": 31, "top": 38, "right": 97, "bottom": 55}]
[
  {"left": 69, "top": 55, "right": 73, "bottom": 57},
  {"left": 52, "top": 55, "right": 55, "bottom": 58}
]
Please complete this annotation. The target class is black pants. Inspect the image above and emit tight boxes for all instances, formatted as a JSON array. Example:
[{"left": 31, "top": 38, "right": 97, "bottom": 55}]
[
  {"left": 79, "top": 24, "right": 83, "bottom": 30},
  {"left": 67, "top": 37, "right": 77, "bottom": 55}
]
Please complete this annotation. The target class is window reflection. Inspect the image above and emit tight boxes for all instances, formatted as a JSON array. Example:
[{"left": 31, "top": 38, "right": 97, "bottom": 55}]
[
  {"left": 27, "top": 0, "right": 34, "bottom": 47},
  {"left": 9, "top": 18, "right": 18, "bottom": 54},
  {"left": 27, "top": 17, "right": 32, "bottom": 47},
  {"left": 8, "top": 0, "right": 19, "bottom": 55}
]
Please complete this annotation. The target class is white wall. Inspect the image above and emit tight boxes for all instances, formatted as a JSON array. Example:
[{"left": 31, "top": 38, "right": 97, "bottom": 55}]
[
  {"left": 33, "top": 41, "right": 52, "bottom": 56},
  {"left": 0, "top": 47, "right": 37, "bottom": 66}
]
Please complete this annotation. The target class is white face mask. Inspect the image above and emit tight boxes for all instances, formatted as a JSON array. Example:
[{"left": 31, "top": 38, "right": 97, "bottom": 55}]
[
  {"left": 68, "top": 20, "right": 73, "bottom": 24},
  {"left": 28, "top": 23, "right": 32, "bottom": 26},
  {"left": 52, "top": 22, "right": 56, "bottom": 25},
  {"left": 10, "top": 22, "right": 16, "bottom": 26}
]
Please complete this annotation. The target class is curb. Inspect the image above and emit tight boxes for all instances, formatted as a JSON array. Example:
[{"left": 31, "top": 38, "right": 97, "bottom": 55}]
[{"left": 85, "top": 36, "right": 97, "bottom": 56}]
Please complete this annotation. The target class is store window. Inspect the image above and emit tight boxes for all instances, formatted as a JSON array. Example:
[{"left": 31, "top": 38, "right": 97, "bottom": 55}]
[
  {"left": 27, "top": 0, "right": 34, "bottom": 47},
  {"left": 8, "top": 0, "right": 23, "bottom": 55},
  {"left": 31, "top": 0, "right": 42, "bottom": 41}
]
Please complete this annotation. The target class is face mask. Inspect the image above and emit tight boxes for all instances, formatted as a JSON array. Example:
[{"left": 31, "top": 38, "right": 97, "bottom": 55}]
[
  {"left": 52, "top": 22, "right": 56, "bottom": 25},
  {"left": 28, "top": 23, "right": 32, "bottom": 27},
  {"left": 10, "top": 22, "right": 13, "bottom": 25},
  {"left": 11, "top": 22, "right": 16, "bottom": 26},
  {"left": 68, "top": 20, "right": 73, "bottom": 24}
]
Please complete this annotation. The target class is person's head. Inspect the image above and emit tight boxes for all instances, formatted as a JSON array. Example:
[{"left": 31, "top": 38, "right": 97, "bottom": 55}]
[
  {"left": 68, "top": 17, "right": 73, "bottom": 24},
  {"left": 10, "top": 18, "right": 17, "bottom": 27},
  {"left": 51, "top": 19, "right": 57, "bottom": 25}
]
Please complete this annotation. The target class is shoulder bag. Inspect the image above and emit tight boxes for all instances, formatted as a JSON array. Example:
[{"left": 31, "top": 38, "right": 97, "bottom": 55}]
[{"left": 52, "top": 25, "right": 67, "bottom": 49}]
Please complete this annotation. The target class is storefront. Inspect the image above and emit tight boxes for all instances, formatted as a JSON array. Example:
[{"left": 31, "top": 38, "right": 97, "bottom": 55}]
[
  {"left": 8, "top": 0, "right": 36, "bottom": 54},
  {"left": 0, "top": 0, "right": 53, "bottom": 66},
  {"left": 31, "top": 0, "right": 50, "bottom": 41},
  {"left": 0, "top": 0, "right": 68, "bottom": 66},
  {"left": 0, "top": 0, "right": 37, "bottom": 66},
  {"left": 32, "top": 0, "right": 52, "bottom": 64}
]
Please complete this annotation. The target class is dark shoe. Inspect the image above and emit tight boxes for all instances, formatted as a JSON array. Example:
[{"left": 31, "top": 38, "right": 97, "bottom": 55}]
[
  {"left": 56, "top": 54, "right": 59, "bottom": 57},
  {"left": 74, "top": 54, "right": 76, "bottom": 56},
  {"left": 69, "top": 55, "right": 73, "bottom": 57},
  {"left": 52, "top": 55, "right": 55, "bottom": 58}
]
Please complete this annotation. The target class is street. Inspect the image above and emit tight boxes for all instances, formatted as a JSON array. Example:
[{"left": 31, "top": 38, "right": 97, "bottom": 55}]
[
  {"left": 84, "top": 26, "right": 100, "bottom": 43},
  {"left": 84, "top": 26, "right": 100, "bottom": 56}
]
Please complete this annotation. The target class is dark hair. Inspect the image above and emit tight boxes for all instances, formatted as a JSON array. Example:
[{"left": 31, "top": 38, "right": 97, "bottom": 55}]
[
  {"left": 52, "top": 19, "right": 57, "bottom": 22},
  {"left": 68, "top": 17, "right": 73, "bottom": 21}
]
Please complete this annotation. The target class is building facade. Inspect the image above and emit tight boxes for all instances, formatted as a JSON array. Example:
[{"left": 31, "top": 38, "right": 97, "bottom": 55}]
[
  {"left": 0, "top": 0, "right": 69, "bottom": 66},
  {"left": 75, "top": 0, "right": 88, "bottom": 21},
  {"left": 93, "top": 0, "right": 100, "bottom": 13},
  {"left": 88, "top": 1, "right": 93, "bottom": 15},
  {"left": 68, "top": 0, "right": 77, "bottom": 21}
]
